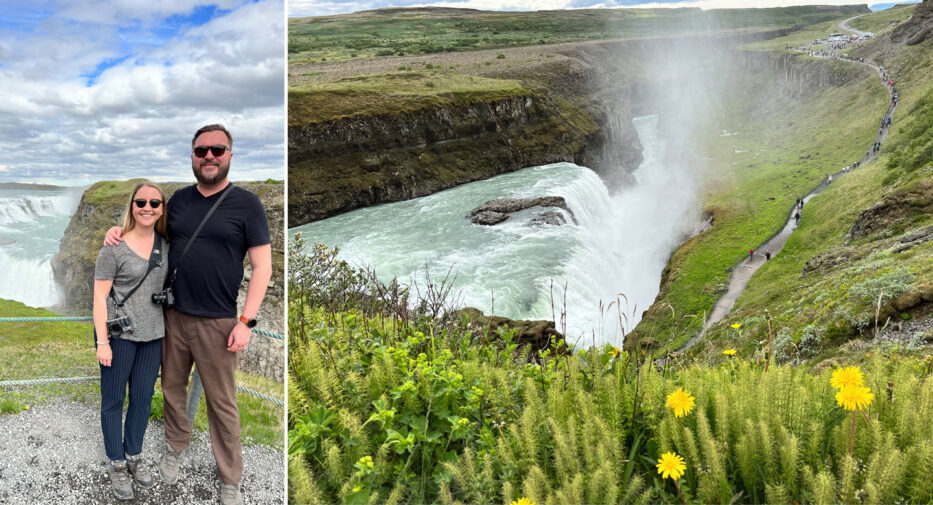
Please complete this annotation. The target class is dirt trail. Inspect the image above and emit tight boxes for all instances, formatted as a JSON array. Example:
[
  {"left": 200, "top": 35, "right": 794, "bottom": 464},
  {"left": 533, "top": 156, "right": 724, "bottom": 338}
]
[{"left": 680, "top": 19, "right": 898, "bottom": 352}]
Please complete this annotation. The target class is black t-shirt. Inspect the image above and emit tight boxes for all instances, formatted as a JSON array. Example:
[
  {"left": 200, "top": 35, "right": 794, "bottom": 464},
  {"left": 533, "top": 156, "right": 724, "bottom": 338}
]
[{"left": 167, "top": 184, "right": 270, "bottom": 318}]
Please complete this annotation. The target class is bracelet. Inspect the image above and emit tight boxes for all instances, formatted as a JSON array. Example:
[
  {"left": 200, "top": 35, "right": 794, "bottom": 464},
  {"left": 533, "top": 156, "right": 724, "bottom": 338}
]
[{"left": 96, "top": 341, "right": 110, "bottom": 346}]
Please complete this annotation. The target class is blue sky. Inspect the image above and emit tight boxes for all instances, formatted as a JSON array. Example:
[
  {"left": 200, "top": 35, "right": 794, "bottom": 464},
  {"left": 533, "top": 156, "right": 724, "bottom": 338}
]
[
  {"left": 288, "top": 0, "right": 919, "bottom": 18},
  {"left": 0, "top": 0, "right": 284, "bottom": 185}
]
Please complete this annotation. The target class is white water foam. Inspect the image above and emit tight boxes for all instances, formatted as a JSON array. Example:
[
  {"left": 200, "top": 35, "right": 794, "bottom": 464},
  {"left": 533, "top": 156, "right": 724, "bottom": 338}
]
[
  {"left": 0, "top": 248, "right": 62, "bottom": 307},
  {"left": 0, "top": 193, "right": 78, "bottom": 227},
  {"left": 0, "top": 188, "right": 79, "bottom": 308},
  {"left": 292, "top": 115, "right": 701, "bottom": 349}
]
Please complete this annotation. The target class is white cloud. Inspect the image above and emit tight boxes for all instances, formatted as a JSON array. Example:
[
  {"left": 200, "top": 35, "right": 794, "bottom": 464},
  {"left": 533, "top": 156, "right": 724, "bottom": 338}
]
[{"left": 0, "top": 0, "right": 284, "bottom": 184}]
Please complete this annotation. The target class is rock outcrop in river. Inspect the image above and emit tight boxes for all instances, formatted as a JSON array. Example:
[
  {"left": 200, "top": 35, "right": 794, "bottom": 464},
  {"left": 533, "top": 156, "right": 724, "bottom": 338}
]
[{"left": 468, "top": 196, "right": 574, "bottom": 225}]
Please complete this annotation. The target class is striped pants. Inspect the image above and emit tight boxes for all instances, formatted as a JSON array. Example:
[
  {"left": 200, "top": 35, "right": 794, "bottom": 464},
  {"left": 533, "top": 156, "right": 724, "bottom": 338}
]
[{"left": 100, "top": 337, "right": 162, "bottom": 461}]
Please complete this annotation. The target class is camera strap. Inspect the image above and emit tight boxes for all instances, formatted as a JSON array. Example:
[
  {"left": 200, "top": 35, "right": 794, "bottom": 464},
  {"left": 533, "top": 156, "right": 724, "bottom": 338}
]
[
  {"left": 165, "top": 183, "right": 234, "bottom": 289},
  {"left": 110, "top": 234, "right": 164, "bottom": 308}
]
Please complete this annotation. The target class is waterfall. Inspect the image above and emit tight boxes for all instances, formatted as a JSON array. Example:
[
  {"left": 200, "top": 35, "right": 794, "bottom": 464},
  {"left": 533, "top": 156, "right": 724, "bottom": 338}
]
[
  {"left": 292, "top": 114, "right": 701, "bottom": 349},
  {"left": 0, "top": 186, "right": 80, "bottom": 308}
]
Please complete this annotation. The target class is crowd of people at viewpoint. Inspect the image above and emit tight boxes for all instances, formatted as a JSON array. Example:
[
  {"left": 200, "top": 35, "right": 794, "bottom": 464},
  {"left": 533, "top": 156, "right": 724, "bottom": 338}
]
[
  {"left": 92, "top": 124, "right": 272, "bottom": 505},
  {"left": 786, "top": 32, "right": 872, "bottom": 59},
  {"left": 745, "top": 31, "right": 899, "bottom": 265}
]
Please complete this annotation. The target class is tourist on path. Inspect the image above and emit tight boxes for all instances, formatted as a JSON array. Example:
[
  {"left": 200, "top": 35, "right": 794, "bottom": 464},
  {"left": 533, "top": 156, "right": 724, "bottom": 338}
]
[{"left": 749, "top": 249, "right": 755, "bottom": 261}]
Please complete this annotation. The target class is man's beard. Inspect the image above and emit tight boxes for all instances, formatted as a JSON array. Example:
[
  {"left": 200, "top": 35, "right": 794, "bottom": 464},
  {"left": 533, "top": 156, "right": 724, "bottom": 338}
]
[{"left": 193, "top": 160, "right": 230, "bottom": 185}]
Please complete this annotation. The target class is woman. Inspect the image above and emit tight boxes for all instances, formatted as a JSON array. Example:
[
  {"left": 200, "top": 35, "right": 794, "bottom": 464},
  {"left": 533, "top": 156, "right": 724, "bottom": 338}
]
[{"left": 94, "top": 181, "right": 170, "bottom": 500}]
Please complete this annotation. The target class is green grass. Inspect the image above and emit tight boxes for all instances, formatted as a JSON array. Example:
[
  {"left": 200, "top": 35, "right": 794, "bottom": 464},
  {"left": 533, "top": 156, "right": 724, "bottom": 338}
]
[
  {"left": 694, "top": 50, "right": 933, "bottom": 357},
  {"left": 632, "top": 55, "right": 888, "bottom": 349},
  {"left": 743, "top": 6, "right": 917, "bottom": 53},
  {"left": 288, "top": 5, "right": 868, "bottom": 64},
  {"left": 0, "top": 298, "right": 284, "bottom": 448},
  {"left": 290, "top": 72, "right": 529, "bottom": 125},
  {"left": 289, "top": 303, "right": 933, "bottom": 504},
  {"left": 849, "top": 4, "right": 917, "bottom": 34},
  {"left": 743, "top": 19, "right": 847, "bottom": 51}
]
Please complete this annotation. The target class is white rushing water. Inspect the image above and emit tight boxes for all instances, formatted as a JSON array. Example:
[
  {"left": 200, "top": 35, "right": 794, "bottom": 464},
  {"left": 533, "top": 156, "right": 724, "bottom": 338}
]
[
  {"left": 291, "top": 115, "right": 700, "bottom": 348},
  {"left": 0, "top": 185, "right": 82, "bottom": 308}
]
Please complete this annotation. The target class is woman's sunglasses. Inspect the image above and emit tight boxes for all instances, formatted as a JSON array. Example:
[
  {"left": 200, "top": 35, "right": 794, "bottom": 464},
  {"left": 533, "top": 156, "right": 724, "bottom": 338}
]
[
  {"left": 192, "top": 145, "right": 231, "bottom": 158},
  {"left": 133, "top": 199, "right": 163, "bottom": 209}
]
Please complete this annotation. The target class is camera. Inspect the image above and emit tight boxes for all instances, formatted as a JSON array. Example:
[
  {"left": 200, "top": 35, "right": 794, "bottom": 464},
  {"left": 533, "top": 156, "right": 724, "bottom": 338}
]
[
  {"left": 107, "top": 316, "right": 133, "bottom": 338},
  {"left": 152, "top": 287, "right": 175, "bottom": 308}
]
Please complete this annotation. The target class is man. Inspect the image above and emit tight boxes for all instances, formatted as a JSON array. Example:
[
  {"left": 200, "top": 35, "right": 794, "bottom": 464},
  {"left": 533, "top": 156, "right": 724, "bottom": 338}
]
[{"left": 107, "top": 124, "right": 272, "bottom": 505}]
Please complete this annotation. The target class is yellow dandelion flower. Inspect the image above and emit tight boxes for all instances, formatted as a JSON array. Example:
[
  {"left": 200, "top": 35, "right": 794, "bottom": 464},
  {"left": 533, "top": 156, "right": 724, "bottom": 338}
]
[
  {"left": 511, "top": 498, "right": 535, "bottom": 505},
  {"left": 731, "top": 323, "right": 742, "bottom": 329},
  {"left": 666, "top": 388, "right": 696, "bottom": 418},
  {"left": 836, "top": 385, "right": 874, "bottom": 411},
  {"left": 656, "top": 451, "right": 687, "bottom": 481},
  {"left": 723, "top": 349, "right": 737, "bottom": 356},
  {"left": 831, "top": 366, "right": 864, "bottom": 390},
  {"left": 609, "top": 347, "right": 620, "bottom": 358}
]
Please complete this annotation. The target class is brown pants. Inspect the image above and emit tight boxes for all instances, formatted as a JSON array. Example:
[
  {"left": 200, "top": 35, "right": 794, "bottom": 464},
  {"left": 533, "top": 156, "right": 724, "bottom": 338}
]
[{"left": 162, "top": 308, "right": 242, "bottom": 484}]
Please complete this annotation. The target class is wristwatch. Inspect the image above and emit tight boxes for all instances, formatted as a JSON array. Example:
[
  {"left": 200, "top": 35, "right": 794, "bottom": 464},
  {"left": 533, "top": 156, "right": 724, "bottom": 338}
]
[{"left": 239, "top": 315, "right": 258, "bottom": 328}]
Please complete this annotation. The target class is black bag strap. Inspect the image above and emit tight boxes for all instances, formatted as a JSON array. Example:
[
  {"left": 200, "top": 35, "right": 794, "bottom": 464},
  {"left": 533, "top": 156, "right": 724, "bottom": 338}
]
[
  {"left": 166, "top": 183, "right": 234, "bottom": 288},
  {"left": 110, "top": 234, "right": 163, "bottom": 308}
]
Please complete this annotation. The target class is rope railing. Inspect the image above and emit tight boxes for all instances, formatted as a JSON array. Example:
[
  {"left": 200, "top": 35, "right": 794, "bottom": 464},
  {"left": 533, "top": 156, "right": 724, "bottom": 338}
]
[
  {"left": 0, "top": 316, "right": 284, "bottom": 339},
  {"left": 0, "top": 317, "right": 284, "bottom": 405}
]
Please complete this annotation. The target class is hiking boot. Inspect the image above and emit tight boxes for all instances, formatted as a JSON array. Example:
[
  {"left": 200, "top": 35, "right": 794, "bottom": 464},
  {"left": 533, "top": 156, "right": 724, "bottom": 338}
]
[
  {"left": 159, "top": 444, "right": 184, "bottom": 485},
  {"left": 125, "top": 453, "right": 155, "bottom": 489},
  {"left": 108, "top": 460, "right": 134, "bottom": 501},
  {"left": 220, "top": 483, "right": 244, "bottom": 505}
]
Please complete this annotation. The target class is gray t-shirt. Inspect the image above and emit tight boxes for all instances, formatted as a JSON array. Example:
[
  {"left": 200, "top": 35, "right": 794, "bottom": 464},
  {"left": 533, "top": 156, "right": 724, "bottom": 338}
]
[{"left": 94, "top": 238, "right": 169, "bottom": 342}]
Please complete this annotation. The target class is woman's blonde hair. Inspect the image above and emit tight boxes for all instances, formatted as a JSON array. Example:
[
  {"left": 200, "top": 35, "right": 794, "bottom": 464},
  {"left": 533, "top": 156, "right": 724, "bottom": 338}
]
[{"left": 122, "top": 181, "right": 168, "bottom": 239}]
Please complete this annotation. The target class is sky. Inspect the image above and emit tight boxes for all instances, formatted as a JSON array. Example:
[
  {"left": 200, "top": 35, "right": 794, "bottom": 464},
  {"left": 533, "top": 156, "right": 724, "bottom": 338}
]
[
  {"left": 0, "top": 0, "right": 285, "bottom": 186},
  {"left": 290, "top": 0, "right": 918, "bottom": 18}
]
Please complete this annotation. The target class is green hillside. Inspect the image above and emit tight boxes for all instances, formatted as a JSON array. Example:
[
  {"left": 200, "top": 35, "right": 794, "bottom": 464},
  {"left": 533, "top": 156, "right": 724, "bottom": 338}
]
[
  {"left": 289, "top": 5, "right": 867, "bottom": 64},
  {"left": 633, "top": 6, "right": 933, "bottom": 362}
]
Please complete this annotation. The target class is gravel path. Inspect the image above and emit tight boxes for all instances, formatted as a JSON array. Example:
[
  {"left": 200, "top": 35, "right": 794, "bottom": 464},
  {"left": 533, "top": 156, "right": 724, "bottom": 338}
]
[
  {"left": 679, "top": 19, "right": 898, "bottom": 351},
  {"left": 0, "top": 401, "right": 284, "bottom": 504}
]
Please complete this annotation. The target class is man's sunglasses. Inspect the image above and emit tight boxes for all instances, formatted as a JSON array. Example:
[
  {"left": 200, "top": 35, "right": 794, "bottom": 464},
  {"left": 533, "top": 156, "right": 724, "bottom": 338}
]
[
  {"left": 192, "top": 145, "right": 231, "bottom": 158},
  {"left": 133, "top": 199, "right": 163, "bottom": 209}
]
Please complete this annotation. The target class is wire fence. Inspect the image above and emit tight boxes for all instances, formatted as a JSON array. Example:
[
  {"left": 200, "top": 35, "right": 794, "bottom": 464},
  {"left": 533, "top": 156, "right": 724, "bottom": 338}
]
[{"left": 0, "top": 316, "right": 284, "bottom": 406}]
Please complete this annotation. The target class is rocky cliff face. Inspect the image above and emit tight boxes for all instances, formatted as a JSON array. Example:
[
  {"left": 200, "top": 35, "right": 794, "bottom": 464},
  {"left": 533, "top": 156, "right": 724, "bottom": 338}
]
[
  {"left": 732, "top": 50, "right": 873, "bottom": 96},
  {"left": 289, "top": 92, "right": 606, "bottom": 225},
  {"left": 51, "top": 180, "right": 285, "bottom": 380},
  {"left": 289, "top": 31, "right": 797, "bottom": 227},
  {"left": 848, "top": 178, "right": 933, "bottom": 241},
  {"left": 891, "top": 0, "right": 933, "bottom": 45}
]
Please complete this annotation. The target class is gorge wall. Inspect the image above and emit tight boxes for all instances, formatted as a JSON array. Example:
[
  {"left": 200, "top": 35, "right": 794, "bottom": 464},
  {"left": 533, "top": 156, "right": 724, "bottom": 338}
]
[
  {"left": 289, "top": 92, "right": 606, "bottom": 225},
  {"left": 731, "top": 49, "right": 875, "bottom": 97},
  {"left": 288, "top": 29, "right": 796, "bottom": 226},
  {"left": 51, "top": 180, "right": 285, "bottom": 380}
]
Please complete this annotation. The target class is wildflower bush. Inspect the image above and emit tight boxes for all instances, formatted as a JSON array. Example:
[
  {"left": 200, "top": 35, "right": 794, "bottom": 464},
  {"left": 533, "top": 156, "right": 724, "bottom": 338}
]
[{"left": 289, "top": 240, "right": 933, "bottom": 504}]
